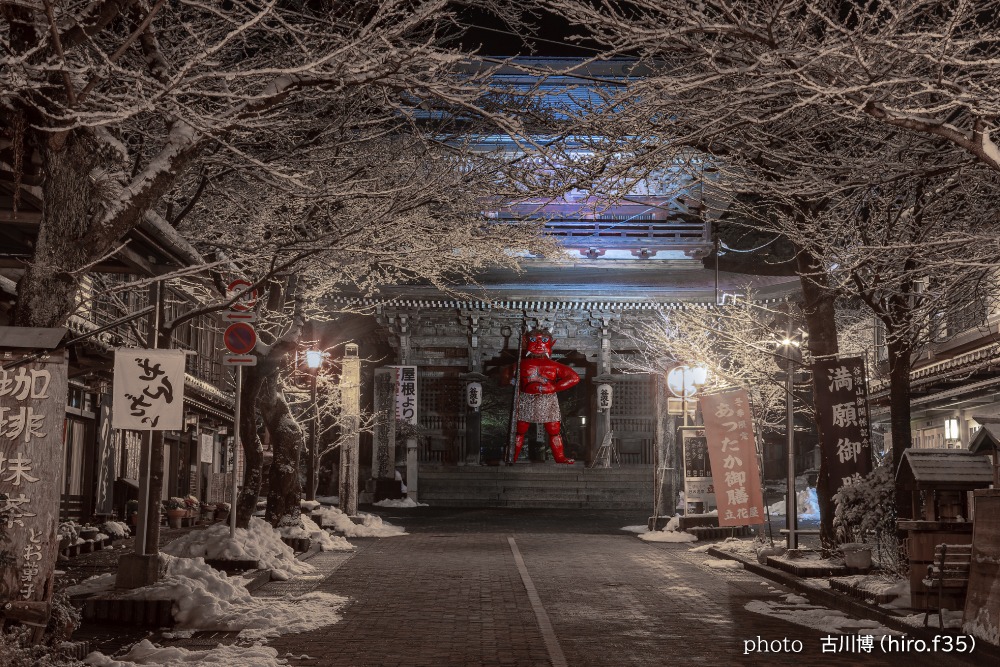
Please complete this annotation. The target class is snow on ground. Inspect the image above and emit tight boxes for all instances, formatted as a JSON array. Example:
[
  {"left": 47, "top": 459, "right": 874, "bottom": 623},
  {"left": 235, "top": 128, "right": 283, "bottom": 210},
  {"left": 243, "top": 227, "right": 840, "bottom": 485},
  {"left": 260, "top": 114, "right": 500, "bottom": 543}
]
[
  {"left": 311, "top": 506, "right": 406, "bottom": 538},
  {"left": 635, "top": 516, "right": 699, "bottom": 543},
  {"left": 162, "top": 517, "right": 314, "bottom": 580},
  {"left": 85, "top": 639, "right": 287, "bottom": 667},
  {"left": 746, "top": 597, "right": 902, "bottom": 637},
  {"left": 374, "top": 497, "right": 428, "bottom": 508},
  {"left": 72, "top": 554, "right": 346, "bottom": 638},
  {"left": 620, "top": 525, "right": 648, "bottom": 534},
  {"left": 767, "top": 487, "right": 821, "bottom": 519},
  {"left": 704, "top": 558, "right": 743, "bottom": 569},
  {"left": 640, "top": 530, "right": 698, "bottom": 543},
  {"left": 280, "top": 514, "right": 355, "bottom": 553}
]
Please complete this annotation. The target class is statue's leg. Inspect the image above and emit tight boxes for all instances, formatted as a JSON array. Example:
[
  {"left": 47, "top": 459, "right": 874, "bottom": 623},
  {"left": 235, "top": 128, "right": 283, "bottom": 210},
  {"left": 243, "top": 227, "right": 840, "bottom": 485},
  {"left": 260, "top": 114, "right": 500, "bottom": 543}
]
[
  {"left": 511, "top": 421, "right": 530, "bottom": 464},
  {"left": 545, "top": 421, "right": 574, "bottom": 464}
]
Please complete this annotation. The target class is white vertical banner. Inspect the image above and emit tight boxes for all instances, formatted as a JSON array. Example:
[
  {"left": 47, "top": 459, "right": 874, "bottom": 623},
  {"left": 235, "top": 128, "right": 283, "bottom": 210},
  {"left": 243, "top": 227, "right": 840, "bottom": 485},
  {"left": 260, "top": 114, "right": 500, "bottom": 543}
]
[
  {"left": 200, "top": 433, "right": 214, "bottom": 464},
  {"left": 394, "top": 365, "right": 418, "bottom": 425},
  {"left": 112, "top": 348, "right": 186, "bottom": 430}
]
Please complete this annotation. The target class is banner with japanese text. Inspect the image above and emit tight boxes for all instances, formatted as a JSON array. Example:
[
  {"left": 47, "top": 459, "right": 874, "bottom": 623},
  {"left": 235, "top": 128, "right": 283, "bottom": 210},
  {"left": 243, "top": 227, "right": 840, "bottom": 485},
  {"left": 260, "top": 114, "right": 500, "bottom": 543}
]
[
  {"left": 392, "top": 365, "right": 418, "bottom": 425},
  {"left": 813, "top": 356, "right": 873, "bottom": 491},
  {"left": 112, "top": 349, "right": 186, "bottom": 430},
  {"left": 0, "top": 354, "right": 68, "bottom": 606},
  {"left": 700, "top": 388, "right": 766, "bottom": 526},
  {"left": 681, "top": 427, "right": 716, "bottom": 512}
]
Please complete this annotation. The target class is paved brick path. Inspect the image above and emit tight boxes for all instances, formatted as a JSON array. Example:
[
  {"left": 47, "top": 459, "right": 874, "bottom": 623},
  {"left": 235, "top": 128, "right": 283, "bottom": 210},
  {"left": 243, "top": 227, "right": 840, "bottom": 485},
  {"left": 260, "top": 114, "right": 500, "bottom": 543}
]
[{"left": 252, "top": 509, "right": 990, "bottom": 667}]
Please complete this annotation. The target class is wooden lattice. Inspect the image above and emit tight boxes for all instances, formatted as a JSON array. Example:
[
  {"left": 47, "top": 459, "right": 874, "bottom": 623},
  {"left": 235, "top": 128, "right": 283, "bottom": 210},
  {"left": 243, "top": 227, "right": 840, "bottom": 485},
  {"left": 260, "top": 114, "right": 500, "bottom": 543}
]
[
  {"left": 610, "top": 375, "right": 655, "bottom": 464},
  {"left": 418, "top": 375, "right": 466, "bottom": 462}
]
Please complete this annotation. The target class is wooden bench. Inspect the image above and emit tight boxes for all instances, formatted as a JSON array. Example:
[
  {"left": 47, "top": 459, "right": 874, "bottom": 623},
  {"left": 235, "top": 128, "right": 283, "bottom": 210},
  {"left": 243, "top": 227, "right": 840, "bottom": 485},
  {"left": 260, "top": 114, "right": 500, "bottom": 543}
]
[{"left": 922, "top": 543, "right": 973, "bottom": 628}]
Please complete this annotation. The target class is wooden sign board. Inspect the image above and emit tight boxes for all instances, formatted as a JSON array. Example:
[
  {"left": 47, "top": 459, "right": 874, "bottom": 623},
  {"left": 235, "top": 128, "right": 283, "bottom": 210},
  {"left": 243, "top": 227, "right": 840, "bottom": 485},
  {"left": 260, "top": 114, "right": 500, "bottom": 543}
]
[
  {"left": 965, "top": 489, "right": 1000, "bottom": 643},
  {"left": 0, "top": 354, "right": 68, "bottom": 611},
  {"left": 207, "top": 472, "right": 233, "bottom": 504}
]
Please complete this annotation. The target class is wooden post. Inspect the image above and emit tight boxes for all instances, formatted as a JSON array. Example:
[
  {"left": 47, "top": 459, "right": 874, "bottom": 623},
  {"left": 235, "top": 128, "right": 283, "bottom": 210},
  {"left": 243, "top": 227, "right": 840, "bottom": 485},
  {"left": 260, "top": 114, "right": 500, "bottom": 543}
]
[{"left": 0, "top": 352, "right": 68, "bottom": 624}]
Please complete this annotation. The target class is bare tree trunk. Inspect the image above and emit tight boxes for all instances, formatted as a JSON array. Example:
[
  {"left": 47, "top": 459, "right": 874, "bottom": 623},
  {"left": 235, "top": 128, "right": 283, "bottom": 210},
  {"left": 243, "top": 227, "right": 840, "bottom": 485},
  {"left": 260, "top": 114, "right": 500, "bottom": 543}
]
[
  {"left": 795, "top": 245, "right": 840, "bottom": 548},
  {"left": 13, "top": 134, "right": 99, "bottom": 327},
  {"left": 886, "top": 332, "right": 914, "bottom": 519},
  {"left": 236, "top": 364, "right": 266, "bottom": 528},
  {"left": 262, "top": 379, "right": 304, "bottom": 529}
]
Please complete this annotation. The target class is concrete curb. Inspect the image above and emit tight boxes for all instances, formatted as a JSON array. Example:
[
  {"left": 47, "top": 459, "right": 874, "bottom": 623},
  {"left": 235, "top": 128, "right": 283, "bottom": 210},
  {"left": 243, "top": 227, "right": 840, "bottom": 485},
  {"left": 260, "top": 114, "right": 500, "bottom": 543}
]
[{"left": 707, "top": 546, "right": 1000, "bottom": 663}]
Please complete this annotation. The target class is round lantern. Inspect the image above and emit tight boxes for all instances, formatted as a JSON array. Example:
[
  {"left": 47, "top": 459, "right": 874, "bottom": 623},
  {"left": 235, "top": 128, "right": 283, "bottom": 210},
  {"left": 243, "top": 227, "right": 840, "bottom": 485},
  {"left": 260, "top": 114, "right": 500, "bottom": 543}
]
[
  {"left": 597, "top": 383, "right": 613, "bottom": 411},
  {"left": 466, "top": 382, "right": 483, "bottom": 408}
]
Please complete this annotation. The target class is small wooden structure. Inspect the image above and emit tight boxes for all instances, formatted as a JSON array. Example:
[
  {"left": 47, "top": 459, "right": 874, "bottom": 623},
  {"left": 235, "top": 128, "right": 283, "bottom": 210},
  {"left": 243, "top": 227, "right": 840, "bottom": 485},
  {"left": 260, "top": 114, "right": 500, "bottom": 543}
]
[
  {"left": 969, "top": 419, "right": 1000, "bottom": 487},
  {"left": 897, "top": 448, "right": 993, "bottom": 609}
]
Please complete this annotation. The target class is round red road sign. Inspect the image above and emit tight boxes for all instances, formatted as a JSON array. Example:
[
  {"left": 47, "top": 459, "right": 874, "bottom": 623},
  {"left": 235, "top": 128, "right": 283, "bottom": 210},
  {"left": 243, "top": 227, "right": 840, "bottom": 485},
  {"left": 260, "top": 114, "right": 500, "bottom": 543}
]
[
  {"left": 224, "top": 322, "right": 257, "bottom": 355},
  {"left": 227, "top": 279, "right": 258, "bottom": 312}
]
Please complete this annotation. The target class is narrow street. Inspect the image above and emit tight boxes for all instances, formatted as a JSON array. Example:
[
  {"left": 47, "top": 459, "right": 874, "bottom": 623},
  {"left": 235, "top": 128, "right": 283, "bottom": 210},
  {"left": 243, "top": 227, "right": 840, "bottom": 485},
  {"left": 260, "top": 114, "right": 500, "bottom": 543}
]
[{"left": 237, "top": 508, "right": 990, "bottom": 667}]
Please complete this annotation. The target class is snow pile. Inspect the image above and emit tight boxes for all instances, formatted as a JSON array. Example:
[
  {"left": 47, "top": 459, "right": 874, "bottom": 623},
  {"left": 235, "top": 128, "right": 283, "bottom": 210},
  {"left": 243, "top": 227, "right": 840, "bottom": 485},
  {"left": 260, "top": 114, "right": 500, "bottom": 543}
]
[
  {"left": 374, "top": 497, "right": 428, "bottom": 508},
  {"left": 311, "top": 506, "right": 406, "bottom": 538},
  {"left": 85, "top": 639, "right": 287, "bottom": 666},
  {"left": 162, "top": 517, "right": 314, "bottom": 579},
  {"left": 704, "top": 558, "right": 743, "bottom": 569},
  {"left": 767, "top": 487, "right": 821, "bottom": 519},
  {"left": 638, "top": 515, "right": 698, "bottom": 543},
  {"left": 127, "top": 555, "right": 345, "bottom": 637},
  {"left": 299, "top": 514, "right": 354, "bottom": 552},
  {"left": 620, "top": 525, "right": 649, "bottom": 534}
]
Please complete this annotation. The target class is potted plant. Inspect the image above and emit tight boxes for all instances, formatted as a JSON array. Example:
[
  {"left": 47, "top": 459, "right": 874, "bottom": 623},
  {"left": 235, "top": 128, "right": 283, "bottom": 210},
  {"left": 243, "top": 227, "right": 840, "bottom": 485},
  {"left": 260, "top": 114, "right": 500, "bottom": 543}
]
[
  {"left": 833, "top": 462, "right": 896, "bottom": 571},
  {"left": 215, "top": 502, "right": 231, "bottom": 523},
  {"left": 200, "top": 503, "right": 216, "bottom": 522},
  {"left": 126, "top": 499, "right": 139, "bottom": 526},
  {"left": 164, "top": 497, "right": 188, "bottom": 528},
  {"left": 183, "top": 495, "right": 200, "bottom": 519}
]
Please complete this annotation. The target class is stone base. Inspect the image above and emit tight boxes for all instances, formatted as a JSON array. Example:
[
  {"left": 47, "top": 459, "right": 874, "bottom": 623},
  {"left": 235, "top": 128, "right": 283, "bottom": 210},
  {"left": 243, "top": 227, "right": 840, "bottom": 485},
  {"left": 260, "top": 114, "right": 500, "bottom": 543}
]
[{"left": 115, "top": 554, "right": 160, "bottom": 589}]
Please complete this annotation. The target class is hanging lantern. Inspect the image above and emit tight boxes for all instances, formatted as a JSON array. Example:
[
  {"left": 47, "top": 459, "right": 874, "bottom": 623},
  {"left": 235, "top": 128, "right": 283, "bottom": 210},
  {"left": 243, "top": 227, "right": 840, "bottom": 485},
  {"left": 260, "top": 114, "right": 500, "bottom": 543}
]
[
  {"left": 597, "top": 383, "right": 613, "bottom": 411},
  {"left": 466, "top": 382, "right": 482, "bottom": 408}
]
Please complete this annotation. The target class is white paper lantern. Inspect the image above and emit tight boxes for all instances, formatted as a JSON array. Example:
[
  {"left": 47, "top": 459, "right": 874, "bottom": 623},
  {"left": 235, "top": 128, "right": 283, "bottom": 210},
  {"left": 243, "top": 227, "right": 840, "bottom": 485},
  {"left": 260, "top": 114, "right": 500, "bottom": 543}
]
[
  {"left": 466, "top": 382, "right": 483, "bottom": 408},
  {"left": 597, "top": 383, "right": 613, "bottom": 410}
]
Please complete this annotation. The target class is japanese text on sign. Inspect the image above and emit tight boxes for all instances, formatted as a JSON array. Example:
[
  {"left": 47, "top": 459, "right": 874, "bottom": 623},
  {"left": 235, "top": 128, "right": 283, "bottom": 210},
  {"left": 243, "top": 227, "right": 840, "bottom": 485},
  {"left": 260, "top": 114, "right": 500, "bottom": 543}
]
[
  {"left": 700, "top": 388, "right": 765, "bottom": 526},
  {"left": 0, "top": 356, "right": 68, "bottom": 603},
  {"left": 112, "top": 349, "right": 186, "bottom": 431},
  {"left": 393, "top": 366, "right": 418, "bottom": 426},
  {"left": 812, "top": 356, "right": 873, "bottom": 492}
]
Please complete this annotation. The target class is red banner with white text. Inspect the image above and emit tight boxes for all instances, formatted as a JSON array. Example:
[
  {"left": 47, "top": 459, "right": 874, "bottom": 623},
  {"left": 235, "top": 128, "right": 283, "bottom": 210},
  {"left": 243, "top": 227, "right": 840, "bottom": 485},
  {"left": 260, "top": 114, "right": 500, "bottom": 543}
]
[{"left": 700, "top": 388, "right": 766, "bottom": 526}]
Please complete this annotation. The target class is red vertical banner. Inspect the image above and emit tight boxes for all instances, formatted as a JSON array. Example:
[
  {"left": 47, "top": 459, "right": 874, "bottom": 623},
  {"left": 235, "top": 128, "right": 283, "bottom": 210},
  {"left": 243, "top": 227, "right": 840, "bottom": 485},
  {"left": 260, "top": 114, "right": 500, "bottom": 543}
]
[{"left": 700, "top": 388, "right": 766, "bottom": 526}]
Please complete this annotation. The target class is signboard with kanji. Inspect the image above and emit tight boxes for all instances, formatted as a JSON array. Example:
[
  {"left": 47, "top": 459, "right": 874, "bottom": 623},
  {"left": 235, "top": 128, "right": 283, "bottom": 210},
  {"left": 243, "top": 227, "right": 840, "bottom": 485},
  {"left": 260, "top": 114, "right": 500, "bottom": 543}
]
[
  {"left": 393, "top": 366, "right": 418, "bottom": 425},
  {"left": 813, "top": 356, "right": 873, "bottom": 491},
  {"left": 700, "top": 388, "right": 766, "bottom": 526},
  {"left": 681, "top": 427, "right": 716, "bottom": 512},
  {"left": 112, "top": 349, "right": 186, "bottom": 430},
  {"left": 0, "top": 354, "right": 68, "bottom": 608}
]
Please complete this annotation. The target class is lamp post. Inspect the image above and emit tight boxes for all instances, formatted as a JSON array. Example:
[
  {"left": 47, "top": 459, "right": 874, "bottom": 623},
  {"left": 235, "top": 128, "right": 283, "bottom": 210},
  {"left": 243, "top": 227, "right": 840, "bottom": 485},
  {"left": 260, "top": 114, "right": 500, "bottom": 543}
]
[
  {"left": 305, "top": 348, "right": 323, "bottom": 502},
  {"left": 776, "top": 332, "right": 804, "bottom": 549},
  {"left": 667, "top": 364, "right": 709, "bottom": 517}
]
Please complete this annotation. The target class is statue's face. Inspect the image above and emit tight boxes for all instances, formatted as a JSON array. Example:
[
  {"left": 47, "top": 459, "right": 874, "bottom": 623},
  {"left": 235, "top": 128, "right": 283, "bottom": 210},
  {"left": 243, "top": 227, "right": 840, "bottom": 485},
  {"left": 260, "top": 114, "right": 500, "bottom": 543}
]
[{"left": 525, "top": 332, "right": 554, "bottom": 357}]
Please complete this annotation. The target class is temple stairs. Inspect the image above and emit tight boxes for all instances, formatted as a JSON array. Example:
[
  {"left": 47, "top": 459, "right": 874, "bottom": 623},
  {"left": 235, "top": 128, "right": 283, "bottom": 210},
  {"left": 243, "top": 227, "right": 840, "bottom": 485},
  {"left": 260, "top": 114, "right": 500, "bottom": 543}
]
[{"left": 417, "top": 464, "right": 651, "bottom": 509}]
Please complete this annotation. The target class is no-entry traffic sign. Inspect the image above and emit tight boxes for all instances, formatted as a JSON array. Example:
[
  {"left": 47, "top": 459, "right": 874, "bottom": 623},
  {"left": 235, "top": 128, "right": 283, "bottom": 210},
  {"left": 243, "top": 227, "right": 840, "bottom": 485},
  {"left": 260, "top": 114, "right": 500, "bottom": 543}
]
[
  {"left": 227, "top": 279, "right": 258, "bottom": 312},
  {"left": 224, "top": 322, "right": 257, "bottom": 355}
]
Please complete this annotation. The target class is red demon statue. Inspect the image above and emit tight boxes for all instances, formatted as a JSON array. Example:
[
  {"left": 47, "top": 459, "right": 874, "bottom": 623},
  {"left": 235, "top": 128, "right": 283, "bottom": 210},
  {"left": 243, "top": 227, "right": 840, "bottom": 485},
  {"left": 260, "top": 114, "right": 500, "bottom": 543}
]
[{"left": 510, "top": 328, "right": 580, "bottom": 465}]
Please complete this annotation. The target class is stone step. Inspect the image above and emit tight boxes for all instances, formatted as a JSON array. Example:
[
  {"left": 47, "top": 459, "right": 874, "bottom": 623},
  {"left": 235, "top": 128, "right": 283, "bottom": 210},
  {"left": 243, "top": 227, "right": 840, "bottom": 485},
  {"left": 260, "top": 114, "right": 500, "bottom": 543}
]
[{"left": 415, "top": 464, "right": 653, "bottom": 509}]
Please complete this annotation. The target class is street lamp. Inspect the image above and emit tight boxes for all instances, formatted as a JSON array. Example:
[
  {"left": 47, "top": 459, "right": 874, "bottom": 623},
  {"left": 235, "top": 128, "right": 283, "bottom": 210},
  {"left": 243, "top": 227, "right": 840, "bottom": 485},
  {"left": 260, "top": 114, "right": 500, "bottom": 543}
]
[
  {"left": 776, "top": 330, "right": 806, "bottom": 549},
  {"left": 305, "top": 348, "right": 323, "bottom": 501},
  {"left": 667, "top": 363, "right": 710, "bottom": 517}
]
